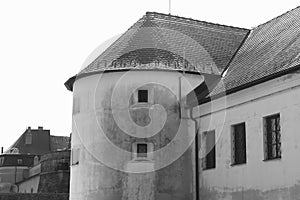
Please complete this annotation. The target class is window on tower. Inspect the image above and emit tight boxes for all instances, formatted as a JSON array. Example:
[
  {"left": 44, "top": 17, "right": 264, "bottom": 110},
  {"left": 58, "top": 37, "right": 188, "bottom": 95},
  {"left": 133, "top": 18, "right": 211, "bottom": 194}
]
[
  {"left": 138, "top": 90, "right": 148, "bottom": 103},
  {"left": 137, "top": 143, "right": 148, "bottom": 158},
  {"left": 132, "top": 142, "right": 153, "bottom": 160}
]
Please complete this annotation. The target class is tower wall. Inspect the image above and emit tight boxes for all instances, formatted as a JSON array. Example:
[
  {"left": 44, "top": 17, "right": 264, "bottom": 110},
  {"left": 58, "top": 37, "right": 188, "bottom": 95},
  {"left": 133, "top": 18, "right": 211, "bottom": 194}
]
[{"left": 70, "top": 70, "right": 202, "bottom": 200}]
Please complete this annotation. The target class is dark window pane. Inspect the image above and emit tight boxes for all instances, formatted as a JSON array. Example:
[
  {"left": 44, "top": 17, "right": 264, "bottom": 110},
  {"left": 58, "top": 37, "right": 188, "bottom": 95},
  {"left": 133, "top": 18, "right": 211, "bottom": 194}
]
[
  {"left": 265, "top": 114, "right": 281, "bottom": 160},
  {"left": 205, "top": 131, "right": 216, "bottom": 169},
  {"left": 137, "top": 143, "right": 147, "bottom": 157},
  {"left": 233, "top": 123, "right": 246, "bottom": 164},
  {"left": 138, "top": 90, "right": 148, "bottom": 103}
]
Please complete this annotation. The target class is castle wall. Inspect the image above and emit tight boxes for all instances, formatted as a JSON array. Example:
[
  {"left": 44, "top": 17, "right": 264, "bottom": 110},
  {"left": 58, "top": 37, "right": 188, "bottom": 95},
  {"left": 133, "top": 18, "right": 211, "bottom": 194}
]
[{"left": 70, "top": 70, "right": 202, "bottom": 200}]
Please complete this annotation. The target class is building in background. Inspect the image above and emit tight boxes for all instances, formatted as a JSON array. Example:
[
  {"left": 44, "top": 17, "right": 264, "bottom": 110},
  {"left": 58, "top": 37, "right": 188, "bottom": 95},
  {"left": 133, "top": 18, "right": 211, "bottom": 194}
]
[
  {"left": 17, "top": 150, "right": 70, "bottom": 194},
  {"left": 0, "top": 127, "right": 70, "bottom": 194},
  {"left": 5, "top": 126, "right": 70, "bottom": 155}
]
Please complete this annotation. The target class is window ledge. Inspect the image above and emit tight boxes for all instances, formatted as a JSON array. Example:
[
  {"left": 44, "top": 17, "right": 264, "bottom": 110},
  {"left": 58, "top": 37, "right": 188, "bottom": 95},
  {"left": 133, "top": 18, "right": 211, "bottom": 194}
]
[
  {"left": 231, "top": 162, "right": 246, "bottom": 167},
  {"left": 130, "top": 103, "right": 153, "bottom": 109},
  {"left": 263, "top": 157, "right": 281, "bottom": 162},
  {"left": 202, "top": 167, "right": 216, "bottom": 171},
  {"left": 132, "top": 158, "right": 153, "bottom": 162}
]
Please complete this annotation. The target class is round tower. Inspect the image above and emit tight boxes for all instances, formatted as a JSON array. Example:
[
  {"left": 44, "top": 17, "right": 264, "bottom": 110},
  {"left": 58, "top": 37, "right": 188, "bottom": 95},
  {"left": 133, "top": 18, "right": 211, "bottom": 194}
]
[
  {"left": 68, "top": 49, "right": 203, "bottom": 200},
  {"left": 64, "top": 11, "right": 232, "bottom": 200}
]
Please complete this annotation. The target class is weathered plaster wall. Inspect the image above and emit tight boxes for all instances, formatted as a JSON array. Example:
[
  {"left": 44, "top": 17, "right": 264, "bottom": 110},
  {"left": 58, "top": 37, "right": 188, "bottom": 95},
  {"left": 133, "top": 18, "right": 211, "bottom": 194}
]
[
  {"left": 18, "top": 175, "right": 40, "bottom": 193},
  {"left": 70, "top": 70, "right": 202, "bottom": 200},
  {"left": 0, "top": 167, "right": 28, "bottom": 184},
  {"left": 195, "top": 70, "right": 300, "bottom": 199},
  {"left": 38, "top": 150, "right": 70, "bottom": 193}
]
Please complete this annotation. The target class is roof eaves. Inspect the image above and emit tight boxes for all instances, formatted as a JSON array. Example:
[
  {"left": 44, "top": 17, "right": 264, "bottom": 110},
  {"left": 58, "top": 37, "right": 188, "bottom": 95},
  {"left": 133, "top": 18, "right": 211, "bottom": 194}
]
[{"left": 198, "top": 64, "right": 300, "bottom": 106}]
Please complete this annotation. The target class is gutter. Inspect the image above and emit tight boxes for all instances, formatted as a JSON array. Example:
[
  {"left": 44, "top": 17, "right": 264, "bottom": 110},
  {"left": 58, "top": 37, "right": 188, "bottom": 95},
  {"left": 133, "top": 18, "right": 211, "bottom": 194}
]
[{"left": 198, "top": 64, "right": 300, "bottom": 105}]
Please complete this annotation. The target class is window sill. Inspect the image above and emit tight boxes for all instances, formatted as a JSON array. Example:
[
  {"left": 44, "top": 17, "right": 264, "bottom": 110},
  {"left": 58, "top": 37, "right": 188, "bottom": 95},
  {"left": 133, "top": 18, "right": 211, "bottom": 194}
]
[
  {"left": 202, "top": 167, "right": 216, "bottom": 171},
  {"left": 71, "top": 162, "right": 79, "bottom": 166},
  {"left": 130, "top": 103, "right": 153, "bottom": 109},
  {"left": 263, "top": 157, "right": 281, "bottom": 162},
  {"left": 231, "top": 162, "right": 246, "bottom": 167},
  {"left": 132, "top": 157, "right": 153, "bottom": 162}
]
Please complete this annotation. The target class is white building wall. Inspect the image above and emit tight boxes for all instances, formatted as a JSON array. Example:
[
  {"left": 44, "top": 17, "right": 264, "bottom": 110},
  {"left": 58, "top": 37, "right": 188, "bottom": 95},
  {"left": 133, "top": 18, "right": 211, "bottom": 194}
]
[
  {"left": 70, "top": 70, "right": 202, "bottom": 200},
  {"left": 195, "top": 70, "right": 300, "bottom": 199}
]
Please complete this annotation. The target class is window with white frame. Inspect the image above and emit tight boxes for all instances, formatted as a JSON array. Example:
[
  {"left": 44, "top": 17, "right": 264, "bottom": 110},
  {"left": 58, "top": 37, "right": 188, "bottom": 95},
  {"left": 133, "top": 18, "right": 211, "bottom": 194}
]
[
  {"left": 132, "top": 142, "right": 153, "bottom": 160},
  {"left": 131, "top": 87, "right": 154, "bottom": 105}
]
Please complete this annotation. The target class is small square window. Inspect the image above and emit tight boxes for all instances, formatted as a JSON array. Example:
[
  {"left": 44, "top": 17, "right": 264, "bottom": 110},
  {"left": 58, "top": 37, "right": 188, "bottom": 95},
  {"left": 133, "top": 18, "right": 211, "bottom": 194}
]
[
  {"left": 17, "top": 159, "right": 22, "bottom": 165},
  {"left": 137, "top": 143, "right": 147, "bottom": 158},
  {"left": 138, "top": 90, "right": 148, "bottom": 103}
]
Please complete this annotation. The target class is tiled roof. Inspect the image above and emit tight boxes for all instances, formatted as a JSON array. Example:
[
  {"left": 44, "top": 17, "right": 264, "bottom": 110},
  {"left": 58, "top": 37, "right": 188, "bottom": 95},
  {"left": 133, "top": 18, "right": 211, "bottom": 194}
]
[
  {"left": 50, "top": 136, "right": 70, "bottom": 151},
  {"left": 209, "top": 6, "right": 300, "bottom": 98},
  {"left": 79, "top": 12, "right": 249, "bottom": 75}
]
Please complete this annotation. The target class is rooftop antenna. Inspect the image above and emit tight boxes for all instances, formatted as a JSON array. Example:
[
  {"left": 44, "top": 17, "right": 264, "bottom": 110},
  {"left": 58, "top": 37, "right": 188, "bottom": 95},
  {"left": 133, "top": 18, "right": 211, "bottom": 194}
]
[{"left": 169, "top": 0, "right": 171, "bottom": 15}]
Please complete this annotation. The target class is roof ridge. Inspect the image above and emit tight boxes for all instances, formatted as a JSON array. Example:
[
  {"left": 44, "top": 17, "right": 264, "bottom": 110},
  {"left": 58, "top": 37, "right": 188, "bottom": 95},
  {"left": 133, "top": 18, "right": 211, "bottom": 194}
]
[
  {"left": 253, "top": 6, "right": 300, "bottom": 30},
  {"left": 145, "top": 11, "right": 249, "bottom": 31}
]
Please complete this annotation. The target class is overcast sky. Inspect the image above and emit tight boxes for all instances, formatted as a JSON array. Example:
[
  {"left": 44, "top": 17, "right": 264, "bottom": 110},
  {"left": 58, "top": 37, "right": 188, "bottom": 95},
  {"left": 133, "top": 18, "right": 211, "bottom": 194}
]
[{"left": 0, "top": 0, "right": 299, "bottom": 150}]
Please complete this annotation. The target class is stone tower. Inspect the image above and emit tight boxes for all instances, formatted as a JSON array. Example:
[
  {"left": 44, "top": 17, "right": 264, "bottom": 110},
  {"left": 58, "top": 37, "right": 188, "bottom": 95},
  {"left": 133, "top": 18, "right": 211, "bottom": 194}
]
[{"left": 65, "top": 12, "right": 248, "bottom": 200}]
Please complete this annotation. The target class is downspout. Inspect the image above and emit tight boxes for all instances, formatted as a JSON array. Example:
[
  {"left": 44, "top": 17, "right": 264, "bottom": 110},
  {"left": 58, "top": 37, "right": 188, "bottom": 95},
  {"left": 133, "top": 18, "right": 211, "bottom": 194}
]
[
  {"left": 179, "top": 73, "right": 199, "bottom": 200},
  {"left": 179, "top": 76, "right": 182, "bottom": 118},
  {"left": 189, "top": 107, "right": 199, "bottom": 200}
]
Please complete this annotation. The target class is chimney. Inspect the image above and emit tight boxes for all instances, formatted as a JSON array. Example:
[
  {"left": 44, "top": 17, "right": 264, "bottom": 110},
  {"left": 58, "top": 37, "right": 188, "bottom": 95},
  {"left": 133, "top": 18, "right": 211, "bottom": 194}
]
[
  {"left": 38, "top": 126, "right": 43, "bottom": 130},
  {"left": 1, "top": 147, "right": 3, "bottom": 154},
  {"left": 28, "top": 126, "right": 31, "bottom": 132}
]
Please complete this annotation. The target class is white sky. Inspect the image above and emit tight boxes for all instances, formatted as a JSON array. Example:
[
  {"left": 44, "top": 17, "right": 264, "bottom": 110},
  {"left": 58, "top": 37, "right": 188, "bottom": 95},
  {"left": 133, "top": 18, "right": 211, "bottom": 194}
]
[{"left": 0, "top": 0, "right": 299, "bottom": 150}]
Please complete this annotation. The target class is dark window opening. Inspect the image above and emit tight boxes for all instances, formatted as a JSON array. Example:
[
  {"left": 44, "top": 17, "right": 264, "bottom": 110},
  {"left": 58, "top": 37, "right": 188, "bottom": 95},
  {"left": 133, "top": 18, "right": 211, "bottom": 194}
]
[
  {"left": 265, "top": 114, "right": 281, "bottom": 160},
  {"left": 137, "top": 143, "right": 147, "bottom": 158},
  {"left": 203, "top": 130, "right": 216, "bottom": 170},
  {"left": 232, "top": 123, "right": 246, "bottom": 165},
  {"left": 138, "top": 90, "right": 148, "bottom": 103}
]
